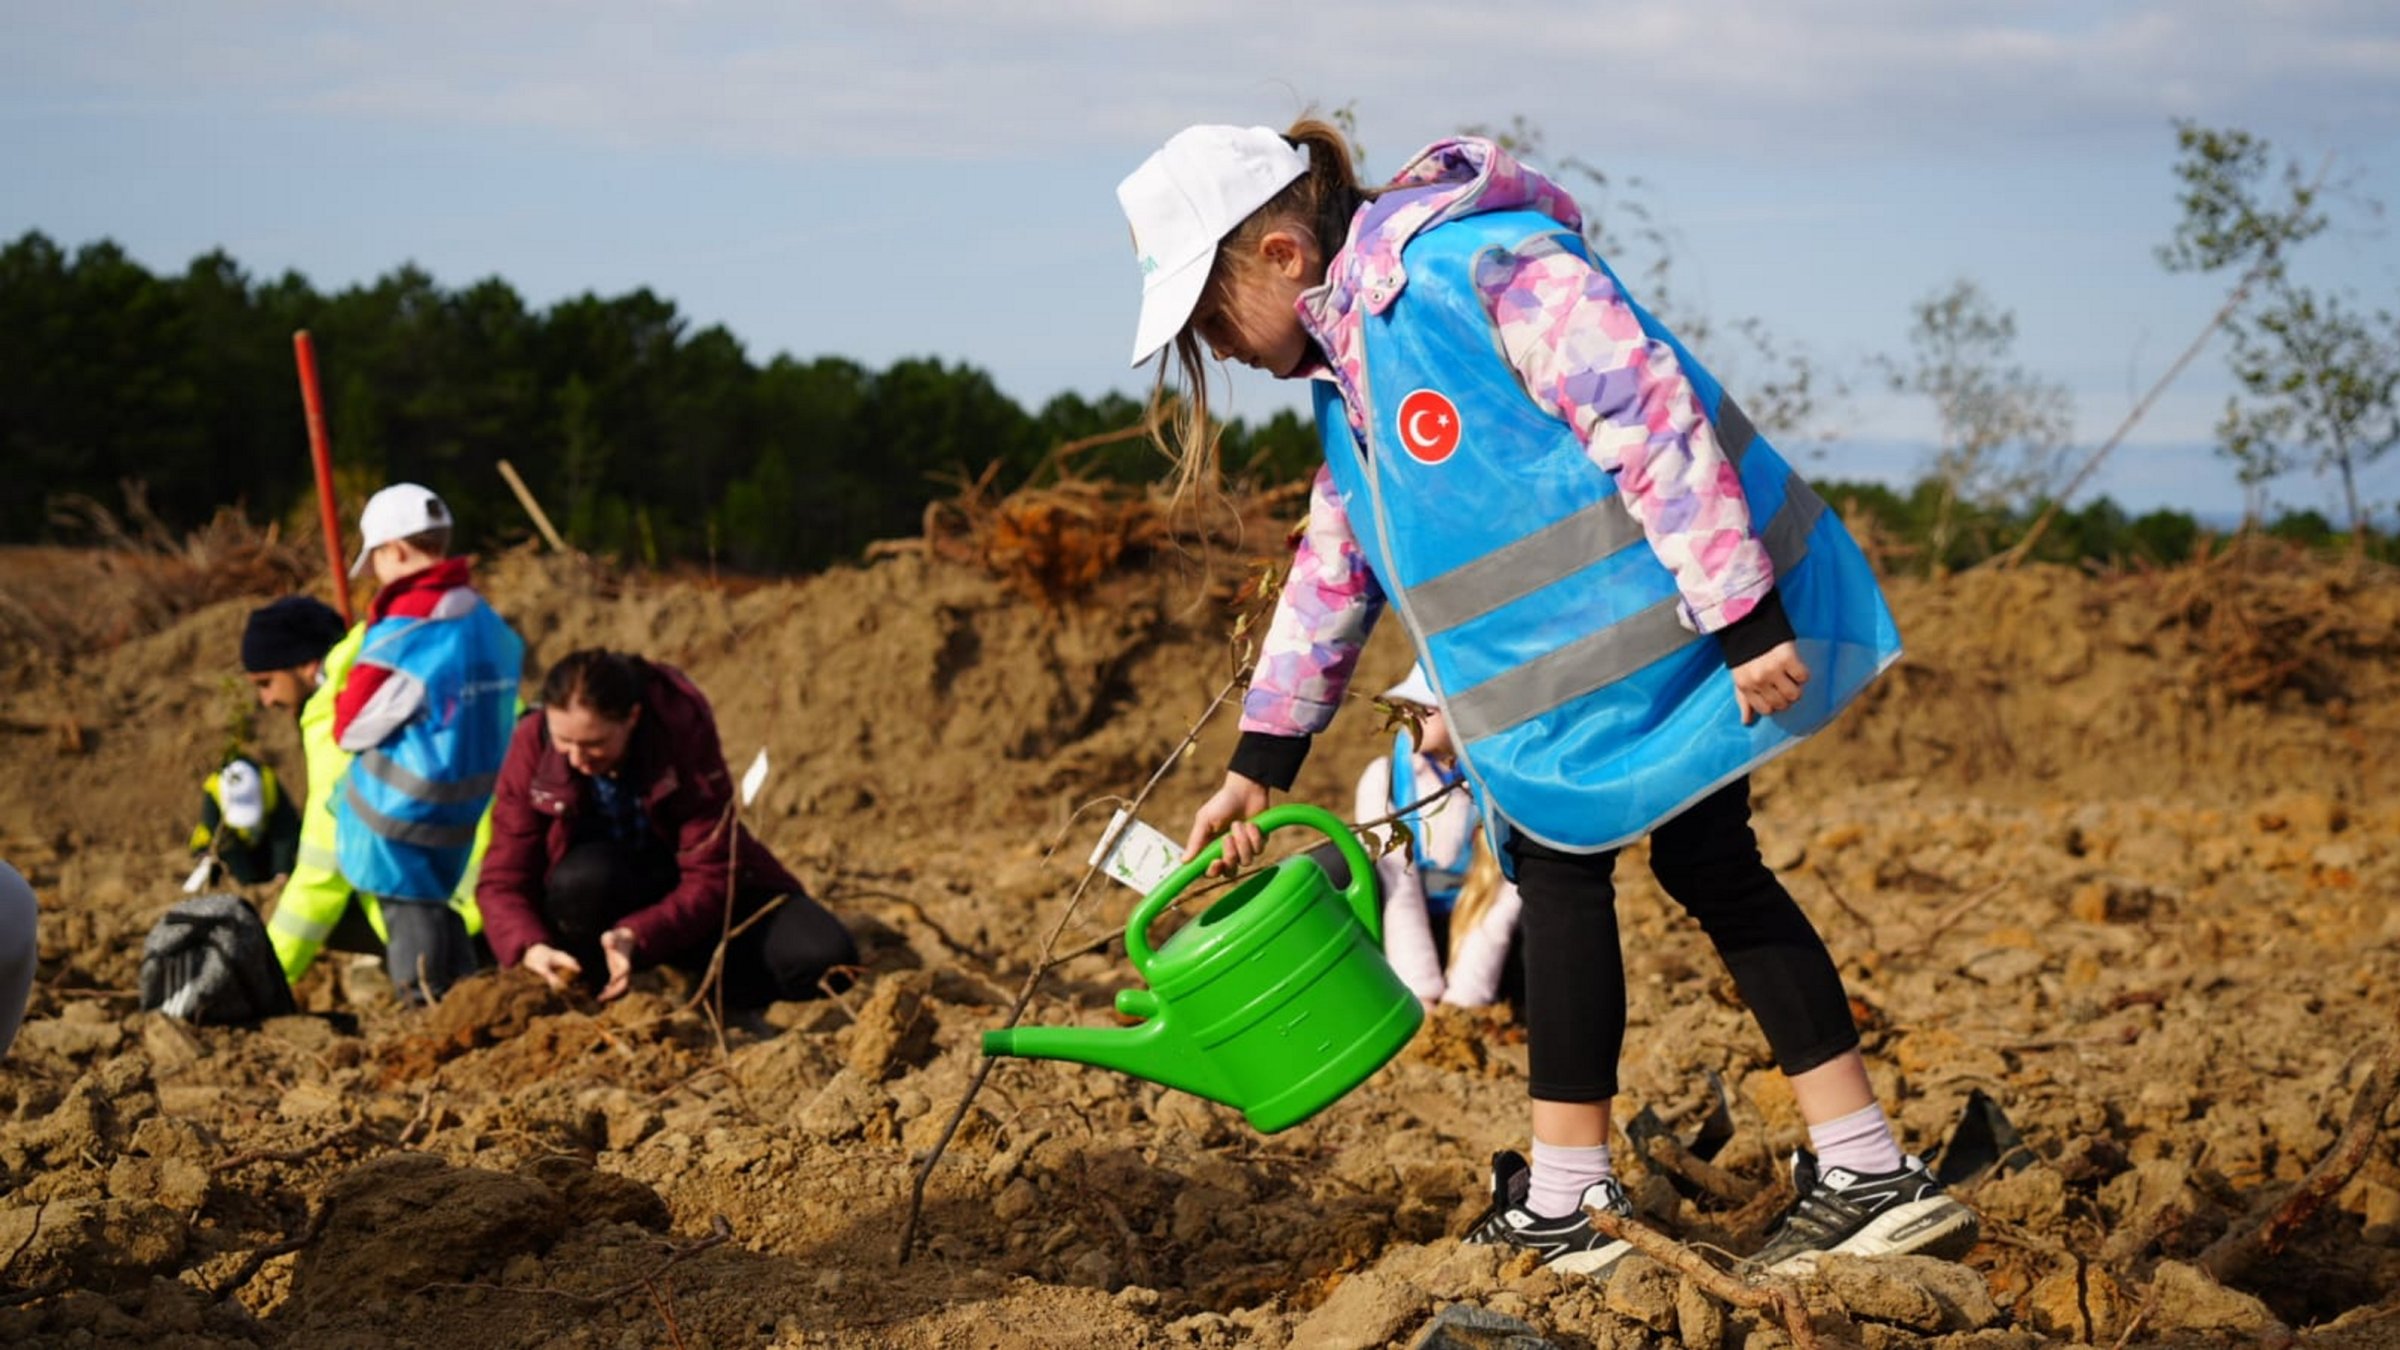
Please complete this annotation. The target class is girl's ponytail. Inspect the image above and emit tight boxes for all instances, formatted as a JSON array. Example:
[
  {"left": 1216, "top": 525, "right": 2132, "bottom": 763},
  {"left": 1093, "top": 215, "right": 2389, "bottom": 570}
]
[{"left": 1278, "top": 118, "right": 1371, "bottom": 266}]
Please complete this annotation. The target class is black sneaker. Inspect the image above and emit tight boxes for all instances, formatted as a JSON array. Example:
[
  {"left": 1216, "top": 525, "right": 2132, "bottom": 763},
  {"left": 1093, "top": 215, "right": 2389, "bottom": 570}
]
[
  {"left": 1750, "top": 1149, "right": 1980, "bottom": 1274},
  {"left": 1462, "top": 1150, "right": 1636, "bottom": 1276}
]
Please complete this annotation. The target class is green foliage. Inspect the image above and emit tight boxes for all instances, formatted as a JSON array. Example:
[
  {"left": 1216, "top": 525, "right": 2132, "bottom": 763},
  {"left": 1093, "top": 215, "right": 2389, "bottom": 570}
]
[
  {"left": 2157, "top": 121, "right": 2393, "bottom": 535},
  {"left": 1815, "top": 477, "right": 2394, "bottom": 569},
  {"left": 2217, "top": 288, "right": 2400, "bottom": 538},
  {"left": 1884, "top": 279, "right": 2074, "bottom": 573},
  {"left": 2156, "top": 121, "right": 2327, "bottom": 282},
  {"left": 0, "top": 234, "right": 1300, "bottom": 573}
]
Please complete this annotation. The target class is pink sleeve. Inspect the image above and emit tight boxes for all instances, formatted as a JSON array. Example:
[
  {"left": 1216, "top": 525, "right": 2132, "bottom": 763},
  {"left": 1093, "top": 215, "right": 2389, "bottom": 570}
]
[
  {"left": 1238, "top": 466, "right": 1386, "bottom": 737},
  {"left": 1477, "top": 237, "right": 1775, "bottom": 633}
]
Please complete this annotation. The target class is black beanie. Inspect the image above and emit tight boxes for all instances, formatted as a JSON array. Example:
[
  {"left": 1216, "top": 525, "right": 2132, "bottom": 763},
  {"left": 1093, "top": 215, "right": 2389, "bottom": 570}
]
[{"left": 241, "top": 596, "right": 348, "bottom": 673}]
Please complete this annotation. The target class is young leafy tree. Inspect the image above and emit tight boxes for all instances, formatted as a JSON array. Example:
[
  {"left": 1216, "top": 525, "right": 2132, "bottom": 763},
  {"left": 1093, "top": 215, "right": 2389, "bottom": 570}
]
[
  {"left": 2153, "top": 120, "right": 2345, "bottom": 521},
  {"left": 2217, "top": 290, "right": 2398, "bottom": 542},
  {"left": 1885, "top": 279, "right": 2073, "bottom": 574}
]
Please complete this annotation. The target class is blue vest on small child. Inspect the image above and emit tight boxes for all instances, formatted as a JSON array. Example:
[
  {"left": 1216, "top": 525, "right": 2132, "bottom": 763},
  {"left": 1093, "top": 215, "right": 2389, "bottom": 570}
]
[
  {"left": 336, "top": 598, "right": 523, "bottom": 902},
  {"left": 1389, "top": 732, "right": 1473, "bottom": 914},
  {"left": 1315, "top": 209, "right": 1902, "bottom": 853}
]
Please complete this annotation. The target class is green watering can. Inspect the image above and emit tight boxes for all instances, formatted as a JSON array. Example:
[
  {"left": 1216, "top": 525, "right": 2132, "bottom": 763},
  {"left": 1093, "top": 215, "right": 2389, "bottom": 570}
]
[{"left": 982, "top": 804, "right": 1425, "bottom": 1133}]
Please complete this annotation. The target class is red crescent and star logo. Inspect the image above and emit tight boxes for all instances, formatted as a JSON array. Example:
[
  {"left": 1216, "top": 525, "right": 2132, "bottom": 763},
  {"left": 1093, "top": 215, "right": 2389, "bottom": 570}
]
[{"left": 1396, "top": 388, "right": 1462, "bottom": 464}]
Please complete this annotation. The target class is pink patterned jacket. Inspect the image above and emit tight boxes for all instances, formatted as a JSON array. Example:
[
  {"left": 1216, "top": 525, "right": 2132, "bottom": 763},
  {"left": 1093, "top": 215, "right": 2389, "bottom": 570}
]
[{"left": 1239, "top": 138, "right": 1776, "bottom": 742}]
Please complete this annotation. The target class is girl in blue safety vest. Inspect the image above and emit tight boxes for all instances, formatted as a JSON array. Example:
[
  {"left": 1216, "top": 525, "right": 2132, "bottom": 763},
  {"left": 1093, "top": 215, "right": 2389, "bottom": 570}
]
[
  {"left": 1135, "top": 119, "right": 1974, "bottom": 1276},
  {"left": 1359, "top": 665, "right": 1520, "bottom": 1010}
]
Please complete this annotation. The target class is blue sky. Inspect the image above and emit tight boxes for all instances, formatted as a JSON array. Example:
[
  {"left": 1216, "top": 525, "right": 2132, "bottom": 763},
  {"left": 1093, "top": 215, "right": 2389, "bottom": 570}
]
[{"left": 6, "top": 1, "right": 2397, "bottom": 522}]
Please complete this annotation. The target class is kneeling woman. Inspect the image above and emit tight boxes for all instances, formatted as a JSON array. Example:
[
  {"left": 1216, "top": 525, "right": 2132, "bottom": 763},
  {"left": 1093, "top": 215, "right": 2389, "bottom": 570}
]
[{"left": 479, "top": 649, "right": 857, "bottom": 1006}]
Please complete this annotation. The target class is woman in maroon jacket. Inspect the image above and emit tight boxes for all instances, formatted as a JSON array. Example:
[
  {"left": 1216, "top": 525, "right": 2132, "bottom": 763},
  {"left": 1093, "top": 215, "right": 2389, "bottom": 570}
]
[{"left": 478, "top": 649, "right": 856, "bottom": 1007}]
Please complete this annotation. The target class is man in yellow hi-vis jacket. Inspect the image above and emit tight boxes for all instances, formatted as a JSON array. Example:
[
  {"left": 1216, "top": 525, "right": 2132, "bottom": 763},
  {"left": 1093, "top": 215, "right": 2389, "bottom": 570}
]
[{"left": 241, "top": 597, "right": 492, "bottom": 983}]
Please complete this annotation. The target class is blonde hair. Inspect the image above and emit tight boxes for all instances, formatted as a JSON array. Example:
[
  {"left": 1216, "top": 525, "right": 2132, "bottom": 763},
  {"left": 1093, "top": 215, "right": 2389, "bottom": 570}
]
[
  {"left": 1145, "top": 117, "right": 1376, "bottom": 498},
  {"left": 1446, "top": 833, "right": 1506, "bottom": 968}
]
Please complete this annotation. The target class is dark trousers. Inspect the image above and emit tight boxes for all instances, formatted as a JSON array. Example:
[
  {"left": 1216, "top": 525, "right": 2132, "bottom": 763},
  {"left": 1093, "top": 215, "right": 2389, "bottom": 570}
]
[
  {"left": 1507, "top": 777, "right": 1857, "bottom": 1102},
  {"left": 378, "top": 901, "right": 479, "bottom": 1007},
  {"left": 543, "top": 840, "right": 858, "bottom": 1009}
]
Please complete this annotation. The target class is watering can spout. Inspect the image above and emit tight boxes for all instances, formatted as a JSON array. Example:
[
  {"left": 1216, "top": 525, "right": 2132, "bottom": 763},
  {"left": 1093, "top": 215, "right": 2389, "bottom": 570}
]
[{"left": 981, "top": 1017, "right": 1230, "bottom": 1108}]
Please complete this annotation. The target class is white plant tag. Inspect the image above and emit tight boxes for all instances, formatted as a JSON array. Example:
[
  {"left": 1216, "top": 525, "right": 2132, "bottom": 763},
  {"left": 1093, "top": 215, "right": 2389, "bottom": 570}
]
[
  {"left": 740, "top": 748, "right": 770, "bottom": 807},
  {"left": 1090, "top": 808, "right": 1182, "bottom": 894},
  {"left": 181, "top": 857, "right": 216, "bottom": 894}
]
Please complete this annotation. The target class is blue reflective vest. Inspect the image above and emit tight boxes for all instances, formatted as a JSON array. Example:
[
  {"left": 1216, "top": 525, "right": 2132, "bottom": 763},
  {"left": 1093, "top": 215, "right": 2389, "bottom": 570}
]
[
  {"left": 336, "top": 598, "right": 524, "bottom": 901},
  {"left": 1389, "top": 732, "right": 1472, "bottom": 913},
  {"left": 1315, "top": 210, "right": 1902, "bottom": 852}
]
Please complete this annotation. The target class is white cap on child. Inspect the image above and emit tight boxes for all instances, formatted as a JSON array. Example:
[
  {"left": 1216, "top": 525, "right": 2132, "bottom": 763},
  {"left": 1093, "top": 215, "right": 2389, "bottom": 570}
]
[
  {"left": 217, "top": 759, "right": 265, "bottom": 831},
  {"left": 1381, "top": 663, "right": 1438, "bottom": 708},
  {"left": 350, "top": 483, "right": 453, "bottom": 576},
  {"left": 1118, "top": 125, "right": 1311, "bottom": 367}
]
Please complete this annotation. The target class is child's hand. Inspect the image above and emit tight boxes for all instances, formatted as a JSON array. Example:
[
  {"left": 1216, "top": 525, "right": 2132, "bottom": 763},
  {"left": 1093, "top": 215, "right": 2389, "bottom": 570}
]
[
  {"left": 598, "top": 928, "right": 638, "bottom": 1002},
  {"left": 522, "top": 943, "right": 582, "bottom": 991},
  {"left": 1183, "top": 773, "right": 1272, "bottom": 877},
  {"left": 1732, "top": 641, "right": 1811, "bottom": 725}
]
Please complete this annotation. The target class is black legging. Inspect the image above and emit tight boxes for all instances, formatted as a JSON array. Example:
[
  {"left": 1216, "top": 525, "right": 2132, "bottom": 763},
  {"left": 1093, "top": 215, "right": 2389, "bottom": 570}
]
[
  {"left": 1507, "top": 777, "right": 1857, "bottom": 1102},
  {"left": 543, "top": 840, "right": 858, "bottom": 1009}
]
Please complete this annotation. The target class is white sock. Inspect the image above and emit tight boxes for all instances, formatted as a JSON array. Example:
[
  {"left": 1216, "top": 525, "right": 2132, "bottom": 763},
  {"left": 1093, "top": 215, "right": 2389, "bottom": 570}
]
[
  {"left": 1527, "top": 1139, "right": 1612, "bottom": 1218},
  {"left": 1808, "top": 1102, "right": 1904, "bottom": 1177}
]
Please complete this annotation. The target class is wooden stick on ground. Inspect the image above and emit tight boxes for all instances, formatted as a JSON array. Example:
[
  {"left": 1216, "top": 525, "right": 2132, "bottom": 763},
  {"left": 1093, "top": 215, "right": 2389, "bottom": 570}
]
[
  {"left": 2198, "top": 1031, "right": 2400, "bottom": 1284},
  {"left": 1639, "top": 1133, "right": 1761, "bottom": 1207},
  {"left": 1588, "top": 1212, "right": 1841, "bottom": 1350}
]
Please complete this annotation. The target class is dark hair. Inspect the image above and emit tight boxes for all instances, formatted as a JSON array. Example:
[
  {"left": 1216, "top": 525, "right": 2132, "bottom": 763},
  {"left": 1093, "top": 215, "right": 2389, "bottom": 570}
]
[
  {"left": 541, "top": 649, "right": 645, "bottom": 721},
  {"left": 401, "top": 526, "right": 453, "bottom": 558},
  {"left": 1149, "top": 116, "right": 1377, "bottom": 497}
]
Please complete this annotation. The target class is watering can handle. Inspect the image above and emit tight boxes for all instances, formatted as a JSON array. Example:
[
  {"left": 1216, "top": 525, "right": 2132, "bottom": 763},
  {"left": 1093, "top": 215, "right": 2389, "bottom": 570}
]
[{"left": 1124, "top": 803, "right": 1380, "bottom": 980}]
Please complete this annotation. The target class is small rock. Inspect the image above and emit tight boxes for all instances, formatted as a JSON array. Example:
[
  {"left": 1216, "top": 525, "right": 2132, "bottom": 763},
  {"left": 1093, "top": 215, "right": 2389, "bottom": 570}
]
[
  {"left": 277, "top": 1082, "right": 345, "bottom": 1122},
  {"left": 1817, "top": 1254, "right": 1999, "bottom": 1332},
  {"left": 1675, "top": 1278, "right": 1726, "bottom": 1350},
  {"left": 1410, "top": 1301, "right": 1557, "bottom": 1349},
  {"left": 1295, "top": 1272, "right": 1426, "bottom": 1350},
  {"left": 2145, "top": 1260, "right": 2281, "bottom": 1337},
  {"left": 18, "top": 1015, "right": 126, "bottom": 1060},
  {"left": 2027, "top": 1263, "right": 2131, "bottom": 1343},
  {"left": 1066, "top": 1248, "right": 1116, "bottom": 1289},
  {"left": 795, "top": 1067, "right": 892, "bottom": 1143},
  {"left": 138, "top": 1016, "right": 205, "bottom": 1071},
  {"left": 1974, "top": 1165, "right": 2067, "bottom": 1227},
  {"left": 994, "top": 1178, "right": 1039, "bottom": 1224},
  {"left": 1604, "top": 1254, "right": 1679, "bottom": 1330},
  {"left": 844, "top": 971, "right": 936, "bottom": 1081}
]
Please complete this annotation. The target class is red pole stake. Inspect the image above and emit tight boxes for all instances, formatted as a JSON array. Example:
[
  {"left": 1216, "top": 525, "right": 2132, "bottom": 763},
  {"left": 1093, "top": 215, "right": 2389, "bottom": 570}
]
[{"left": 293, "top": 330, "right": 353, "bottom": 625}]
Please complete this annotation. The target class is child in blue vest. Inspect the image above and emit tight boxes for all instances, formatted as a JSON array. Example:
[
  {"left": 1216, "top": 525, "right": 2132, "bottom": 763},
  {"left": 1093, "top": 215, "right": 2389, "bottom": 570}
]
[
  {"left": 332, "top": 484, "right": 524, "bottom": 1005},
  {"left": 1360, "top": 665, "right": 1520, "bottom": 1009},
  {"left": 1133, "top": 121, "right": 1974, "bottom": 1276}
]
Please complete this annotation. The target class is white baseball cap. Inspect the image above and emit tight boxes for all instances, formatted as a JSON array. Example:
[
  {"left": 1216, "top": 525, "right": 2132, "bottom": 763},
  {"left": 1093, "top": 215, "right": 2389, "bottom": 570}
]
[
  {"left": 1118, "top": 125, "right": 1311, "bottom": 366},
  {"left": 1381, "top": 663, "right": 1438, "bottom": 708},
  {"left": 350, "top": 482, "right": 453, "bottom": 575},
  {"left": 217, "top": 759, "right": 265, "bottom": 831}
]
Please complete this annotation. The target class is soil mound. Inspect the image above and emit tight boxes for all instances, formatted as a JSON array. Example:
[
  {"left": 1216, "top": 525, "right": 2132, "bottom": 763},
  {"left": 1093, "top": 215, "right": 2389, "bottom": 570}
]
[{"left": 3, "top": 536, "right": 2397, "bottom": 1347}]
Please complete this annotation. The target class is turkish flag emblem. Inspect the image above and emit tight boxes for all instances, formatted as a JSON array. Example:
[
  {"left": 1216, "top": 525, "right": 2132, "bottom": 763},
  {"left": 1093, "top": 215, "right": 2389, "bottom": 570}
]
[{"left": 1396, "top": 388, "right": 1462, "bottom": 464}]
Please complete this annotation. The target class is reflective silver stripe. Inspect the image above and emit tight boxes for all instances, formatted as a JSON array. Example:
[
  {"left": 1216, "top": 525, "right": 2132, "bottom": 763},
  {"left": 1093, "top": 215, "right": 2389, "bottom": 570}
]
[
  {"left": 296, "top": 842, "right": 342, "bottom": 871},
  {"left": 268, "top": 908, "right": 337, "bottom": 942},
  {"left": 1444, "top": 472, "right": 1828, "bottom": 743},
  {"left": 356, "top": 748, "right": 496, "bottom": 805},
  {"left": 1404, "top": 396, "right": 1762, "bottom": 635},
  {"left": 1713, "top": 396, "right": 1757, "bottom": 463},
  {"left": 1409, "top": 500, "right": 1644, "bottom": 634},
  {"left": 1759, "top": 474, "right": 1827, "bottom": 573},
  {"left": 344, "top": 780, "right": 478, "bottom": 850}
]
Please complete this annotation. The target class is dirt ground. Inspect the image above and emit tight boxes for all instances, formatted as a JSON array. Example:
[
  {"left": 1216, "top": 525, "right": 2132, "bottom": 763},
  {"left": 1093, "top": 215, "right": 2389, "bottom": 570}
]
[{"left": 3, "top": 529, "right": 2398, "bottom": 1349}]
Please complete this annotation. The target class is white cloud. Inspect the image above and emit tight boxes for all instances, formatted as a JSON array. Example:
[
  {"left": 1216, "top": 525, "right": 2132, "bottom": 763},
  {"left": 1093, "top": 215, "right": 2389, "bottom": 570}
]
[{"left": 8, "top": 1, "right": 2397, "bottom": 163}]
